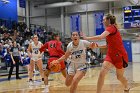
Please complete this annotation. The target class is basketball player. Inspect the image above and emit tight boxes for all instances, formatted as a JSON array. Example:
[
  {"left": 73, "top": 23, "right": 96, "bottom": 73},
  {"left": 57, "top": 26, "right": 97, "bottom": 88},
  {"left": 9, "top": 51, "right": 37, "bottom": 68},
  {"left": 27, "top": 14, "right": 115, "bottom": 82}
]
[
  {"left": 39, "top": 33, "right": 66, "bottom": 93},
  {"left": 27, "top": 35, "right": 44, "bottom": 85},
  {"left": 81, "top": 14, "right": 129, "bottom": 93},
  {"left": 51, "top": 31, "right": 97, "bottom": 93}
]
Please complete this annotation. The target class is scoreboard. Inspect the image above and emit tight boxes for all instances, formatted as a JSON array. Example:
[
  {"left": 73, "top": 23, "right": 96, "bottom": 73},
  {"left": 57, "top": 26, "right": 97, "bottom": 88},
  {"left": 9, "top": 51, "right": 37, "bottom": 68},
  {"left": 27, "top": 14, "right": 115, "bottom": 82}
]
[{"left": 123, "top": 6, "right": 140, "bottom": 29}]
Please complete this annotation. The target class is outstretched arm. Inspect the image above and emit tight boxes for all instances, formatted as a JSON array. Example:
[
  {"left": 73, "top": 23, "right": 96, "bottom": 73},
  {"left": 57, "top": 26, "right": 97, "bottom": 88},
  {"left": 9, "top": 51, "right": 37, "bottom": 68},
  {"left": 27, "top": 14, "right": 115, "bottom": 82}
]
[
  {"left": 81, "top": 31, "right": 110, "bottom": 40},
  {"left": 89, "top": 42, "right": 107, "bottom": 49},
  {"left": 98, "top": 45, "right": 107, "bottom": 48}
]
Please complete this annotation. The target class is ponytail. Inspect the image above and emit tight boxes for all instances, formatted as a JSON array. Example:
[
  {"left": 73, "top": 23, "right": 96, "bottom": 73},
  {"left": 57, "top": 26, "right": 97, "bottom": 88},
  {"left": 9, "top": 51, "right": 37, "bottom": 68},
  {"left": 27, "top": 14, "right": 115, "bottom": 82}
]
[{"left": 105, "top": 14, "right": 117, "bottom": 25}]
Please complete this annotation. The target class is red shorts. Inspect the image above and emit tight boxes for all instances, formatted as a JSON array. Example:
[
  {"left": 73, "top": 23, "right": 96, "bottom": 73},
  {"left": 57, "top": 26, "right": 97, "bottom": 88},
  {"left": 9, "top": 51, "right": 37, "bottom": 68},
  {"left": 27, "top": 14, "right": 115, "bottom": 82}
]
[
  {"left": 47, "top": 57, "right": 65, "bottom": 70},
  {"left": 104, "top": 53, "right": 128, "bottom": 69}
]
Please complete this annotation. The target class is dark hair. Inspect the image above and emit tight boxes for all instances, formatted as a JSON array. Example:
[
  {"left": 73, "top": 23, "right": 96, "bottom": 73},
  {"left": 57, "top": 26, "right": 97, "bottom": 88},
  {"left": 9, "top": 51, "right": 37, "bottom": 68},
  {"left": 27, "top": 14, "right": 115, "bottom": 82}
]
[
  {"left": 52, "top": 33, "right": 59, "bottom": 40},
  {"left": 53, "top": 33, "right": 59, "bottom": 37},
  {"left": 32, "top": 34, "right": 38, "bottom": 38},
  {"left": 12, "top": 41, "right": 16, "bottom": 44},
  {"left": 105, "top": 14, "right": 116, "bottom": 25},
  {"left": 71, "top": 31, "right": 80, "bottom": 36}
]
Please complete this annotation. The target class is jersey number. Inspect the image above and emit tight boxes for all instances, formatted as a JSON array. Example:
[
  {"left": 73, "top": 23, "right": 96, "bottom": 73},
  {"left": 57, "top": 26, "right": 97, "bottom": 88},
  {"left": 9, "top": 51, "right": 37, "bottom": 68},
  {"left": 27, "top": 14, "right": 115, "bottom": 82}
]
[
  {"left": 75, "top": 55, "right": 81, "bottom": 58},
  {"left": 50, "top": 43, "right": 56, "bottom": 48},
  {"left": 34, "top": 50, "right": 38, "bottom": 54}
]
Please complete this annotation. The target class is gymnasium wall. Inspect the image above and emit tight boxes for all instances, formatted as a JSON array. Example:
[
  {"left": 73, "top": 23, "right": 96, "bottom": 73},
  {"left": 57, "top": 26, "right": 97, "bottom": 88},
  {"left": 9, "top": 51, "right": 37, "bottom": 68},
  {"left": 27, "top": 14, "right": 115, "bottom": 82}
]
[
  {"left": 29, "top": 2, "right": 46, "bottom": 26},
  {"left": 29, "top": 0, "right": 140, "bottom": 36}
]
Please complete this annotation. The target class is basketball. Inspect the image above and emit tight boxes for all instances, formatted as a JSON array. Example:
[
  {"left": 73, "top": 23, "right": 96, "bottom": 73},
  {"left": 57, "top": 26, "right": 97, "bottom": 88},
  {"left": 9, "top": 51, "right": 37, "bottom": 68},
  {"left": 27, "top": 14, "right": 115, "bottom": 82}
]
[{"left": 49, "top": 63, "right": 61, "bottom": 72}]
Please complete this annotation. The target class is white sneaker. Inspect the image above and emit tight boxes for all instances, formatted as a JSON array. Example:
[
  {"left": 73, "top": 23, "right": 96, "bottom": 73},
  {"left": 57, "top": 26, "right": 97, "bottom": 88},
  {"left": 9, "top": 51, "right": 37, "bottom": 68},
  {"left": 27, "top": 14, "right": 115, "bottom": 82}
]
[
  {"left": 29, "top": 80, "right": 34, "bottom": 86},
  {"left": 34, "top": 70, "right": 40, "bottom": 74},
  {"left": 42, "top": 86, "right": 49, "bottom": 93}
]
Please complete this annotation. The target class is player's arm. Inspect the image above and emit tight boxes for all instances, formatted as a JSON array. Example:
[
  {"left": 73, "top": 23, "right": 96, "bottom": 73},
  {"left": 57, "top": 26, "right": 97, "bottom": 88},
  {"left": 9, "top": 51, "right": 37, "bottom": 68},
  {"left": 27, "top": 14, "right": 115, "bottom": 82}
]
[
  {"left": 89, "top": 42, "right": 107, "bottom": 49},
  {"left": 40, "top": 43, "right": 44, "bottom": 56},
  {"left": 39, "top": 42, "right": 48, "bottom": 53},
  {"left": 52, "top": 50, "right": 71, "bottom": 64},
  {"left": 98, "top": 45, "right": 107, "bottom": 48},
  {"left": 89, "top": 42, "right": 98, "bottom": 49},
  {"left": 27, "top": 43, "right": 32, "bottom": 58},
  {"left": 82, "top": 31, "right": 110, "bottom": 40}
]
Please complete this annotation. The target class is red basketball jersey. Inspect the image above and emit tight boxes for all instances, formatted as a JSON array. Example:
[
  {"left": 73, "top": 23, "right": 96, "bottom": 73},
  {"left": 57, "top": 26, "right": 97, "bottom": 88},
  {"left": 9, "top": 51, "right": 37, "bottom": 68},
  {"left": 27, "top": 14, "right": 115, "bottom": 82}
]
[
  {"left": 40, "top": 40, "right": 65, "bottom": 57},
  {"left": 105, "top": 25, "right": 128, "bottom": 68}
]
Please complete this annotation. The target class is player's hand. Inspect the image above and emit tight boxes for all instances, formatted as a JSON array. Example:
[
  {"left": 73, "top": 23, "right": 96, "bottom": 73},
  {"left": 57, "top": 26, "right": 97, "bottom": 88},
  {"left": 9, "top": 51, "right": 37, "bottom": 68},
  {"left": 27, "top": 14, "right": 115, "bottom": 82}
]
[
  {"left": 28, "top": 54, "right": 32, "bottom": 58},
  {"left": 21, "top": 59, "right": 23, "bottom": 63},
  {"left": 50, "top": 60, "right": 59, "bottom": 69},
  {"left": 80, "top": 32, "right": 87, "bottom": 40},
  {"left": 51, "top": 60, "right": 59, "bottom": 65},
  {"left": 13, "top": 61, "right": 15, "bottom": 64},
  {"left": 91, "top": 42, "right": 98, "bottom": 48},
  {"left": 38, "top": 54, "right": 42, "bottom": 58}
]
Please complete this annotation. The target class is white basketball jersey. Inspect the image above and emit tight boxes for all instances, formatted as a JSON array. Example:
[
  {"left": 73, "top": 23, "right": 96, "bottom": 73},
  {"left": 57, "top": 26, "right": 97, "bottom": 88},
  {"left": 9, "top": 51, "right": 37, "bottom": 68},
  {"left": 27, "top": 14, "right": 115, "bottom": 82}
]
[
  {"left": 67, "top": 40, "right": 91, "bottom": 63},
  {"left": 31, "top": 41, "right": 42, "bottom": 57}
]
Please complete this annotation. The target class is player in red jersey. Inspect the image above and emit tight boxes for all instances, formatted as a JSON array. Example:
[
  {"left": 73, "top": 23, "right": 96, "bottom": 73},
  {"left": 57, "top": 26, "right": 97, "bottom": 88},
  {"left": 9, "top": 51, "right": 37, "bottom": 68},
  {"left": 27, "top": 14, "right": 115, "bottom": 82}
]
[
  {"left": 81, "top": 14, "right": 129, "bottom": 93},
  {"left": 39, "top": 33, "right": 66, "bottom": 93}
]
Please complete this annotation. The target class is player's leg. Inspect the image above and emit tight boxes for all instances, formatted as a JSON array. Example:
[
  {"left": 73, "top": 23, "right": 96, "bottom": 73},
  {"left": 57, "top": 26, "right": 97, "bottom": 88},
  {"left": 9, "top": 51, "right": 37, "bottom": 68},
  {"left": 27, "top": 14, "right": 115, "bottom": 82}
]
[
  {"left": 61, "top": 69, "right": 66, "bottom": 78},
  {"left": 70, "top": 70, "right": 85, "bottom": 93},
  {"left": 116, "top": 68, "right": 129, "bottom": 92},
  {"left": 42, "top": 69, "right": 51, "bottom": 93},
  {"left": 60, "top": 61, "right": 66, "bottom": 78},
  {"left": 28, "top": 60, "right": 35, "bottom": 85},
  {"left": 65, "top": 62, "right": 74, "bottom": 87},
  {"left": 65, "top": 74, "right": 74, "bottom": 87},
  {"left": 36, "top": 59, "right": 44, "bottom": 81},
  {"left": 96, "top": 61, "right": 113, "bottom": 93}
]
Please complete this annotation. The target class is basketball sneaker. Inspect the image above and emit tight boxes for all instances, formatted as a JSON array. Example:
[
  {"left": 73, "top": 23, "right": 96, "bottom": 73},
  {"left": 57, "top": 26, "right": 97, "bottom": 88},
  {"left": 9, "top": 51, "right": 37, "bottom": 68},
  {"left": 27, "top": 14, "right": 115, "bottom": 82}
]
[
  {"left": 124, "top": 88, "right": 130, "bottom": 93},
  {"left": 29, "top": 79, "right": 34, "bottom": 86},
  {"left": 42, "top": 85, "right": 49, "bottom": 93}
]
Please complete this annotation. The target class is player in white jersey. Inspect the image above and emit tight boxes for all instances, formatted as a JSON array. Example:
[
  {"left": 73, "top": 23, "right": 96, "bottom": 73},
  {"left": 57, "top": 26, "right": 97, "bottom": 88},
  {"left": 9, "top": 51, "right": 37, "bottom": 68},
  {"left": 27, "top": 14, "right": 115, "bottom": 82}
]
[
  {"left": 27, "top": 35, "right": 44, "bottom": 85},
  {"left": 51, "top": 31, "right": 97, "bottom": 93}
]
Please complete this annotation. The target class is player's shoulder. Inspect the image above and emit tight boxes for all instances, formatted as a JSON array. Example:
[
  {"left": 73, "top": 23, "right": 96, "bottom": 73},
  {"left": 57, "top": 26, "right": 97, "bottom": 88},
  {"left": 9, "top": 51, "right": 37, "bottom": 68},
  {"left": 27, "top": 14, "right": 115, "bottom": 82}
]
[
  {"left": 80, "top": 39, "right": 86, "bottom": 42},
  {"left": 30, "top": 42, "right": 34, "bottom": 46},
  {"left": 38, "top": 41, "right": 42, "bottom": 44},
  {"left": 67, "top": 41, "right": 73, "bottom": 47},
  {"left": 79, "top": 39, "right": 89, "bottom": 44}
]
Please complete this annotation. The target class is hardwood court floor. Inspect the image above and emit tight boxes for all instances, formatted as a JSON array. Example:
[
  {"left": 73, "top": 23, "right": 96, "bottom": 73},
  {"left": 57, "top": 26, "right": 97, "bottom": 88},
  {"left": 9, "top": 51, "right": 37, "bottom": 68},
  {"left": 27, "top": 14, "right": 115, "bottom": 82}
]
[{"left": 0, "top": 63, "right": 140, "bottom": 93}]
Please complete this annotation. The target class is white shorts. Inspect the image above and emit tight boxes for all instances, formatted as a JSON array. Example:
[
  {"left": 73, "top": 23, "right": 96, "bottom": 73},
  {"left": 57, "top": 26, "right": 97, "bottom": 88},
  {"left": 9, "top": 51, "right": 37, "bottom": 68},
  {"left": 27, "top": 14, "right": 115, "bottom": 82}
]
[
  {"left": 67, "top": 62, "right": 87, "bottom": 75},
  {"left": 31, "top": 56, "right": 42, "bottom": 61}
]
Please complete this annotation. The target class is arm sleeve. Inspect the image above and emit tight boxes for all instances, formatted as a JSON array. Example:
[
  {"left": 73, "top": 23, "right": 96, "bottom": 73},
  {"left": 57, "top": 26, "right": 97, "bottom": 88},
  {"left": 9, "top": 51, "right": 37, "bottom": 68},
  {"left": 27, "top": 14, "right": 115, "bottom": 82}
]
[
  {"left": 39, "top": 42, "right": 48, "bottom": 53},
  {"left": 106, "top": 26, "right": 115, "bottom": 34},
  {"left": 66, "top": 43, "right": 71, "bottom": 53}
]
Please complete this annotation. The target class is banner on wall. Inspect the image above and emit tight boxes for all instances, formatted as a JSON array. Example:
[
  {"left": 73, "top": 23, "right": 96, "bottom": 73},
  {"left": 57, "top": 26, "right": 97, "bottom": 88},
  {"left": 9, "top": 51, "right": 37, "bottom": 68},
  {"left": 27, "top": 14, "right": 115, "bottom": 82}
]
[
  {"left": 19, "top": 0, "right": 26, "bottom": 8},
  {"left": 94, "top": 12, "right": 104, "bottom": 35},
  {"left": 0, "top": 0, "right": 17, "bottom": 21},
  {"left": 70, "top": 14, "right": 81, "bottom": 32}
]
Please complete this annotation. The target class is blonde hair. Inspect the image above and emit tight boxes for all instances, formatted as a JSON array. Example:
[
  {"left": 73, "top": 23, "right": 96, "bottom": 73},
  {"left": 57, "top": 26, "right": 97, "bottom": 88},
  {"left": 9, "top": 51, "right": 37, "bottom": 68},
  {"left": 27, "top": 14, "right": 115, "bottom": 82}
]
[{"left": 105, "top": 14, "right": 117, "bottom": 24}]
